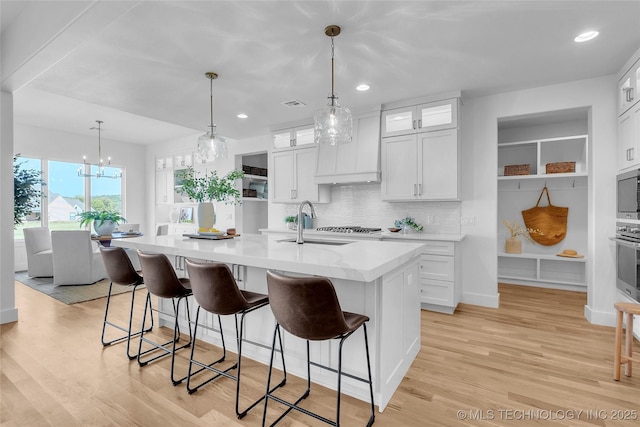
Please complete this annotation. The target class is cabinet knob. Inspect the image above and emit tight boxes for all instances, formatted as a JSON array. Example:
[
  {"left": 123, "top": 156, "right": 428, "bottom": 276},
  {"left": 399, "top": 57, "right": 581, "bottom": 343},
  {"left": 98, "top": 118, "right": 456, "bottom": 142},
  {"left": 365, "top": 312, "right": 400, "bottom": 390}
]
[
  {"left": 413, "top": 120, "right": 417, "bottom": 130},
  {"left": 418, "top": 119, "right": 422, "bottom": 129}
]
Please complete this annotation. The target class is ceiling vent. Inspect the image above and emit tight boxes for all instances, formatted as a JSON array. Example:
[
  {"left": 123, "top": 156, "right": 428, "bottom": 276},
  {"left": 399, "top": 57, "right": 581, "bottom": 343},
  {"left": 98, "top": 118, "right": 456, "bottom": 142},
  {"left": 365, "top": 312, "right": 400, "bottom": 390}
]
[{"left": 281, "top": 99, "right": 306, "bottom": 108}]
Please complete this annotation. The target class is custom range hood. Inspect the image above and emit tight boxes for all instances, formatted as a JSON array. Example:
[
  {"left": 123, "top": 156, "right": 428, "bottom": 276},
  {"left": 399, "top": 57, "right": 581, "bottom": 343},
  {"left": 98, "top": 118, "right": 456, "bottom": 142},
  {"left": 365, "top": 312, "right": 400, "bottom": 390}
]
[{"left": 314, "top": 107, "right": 381, "bottom": 184}]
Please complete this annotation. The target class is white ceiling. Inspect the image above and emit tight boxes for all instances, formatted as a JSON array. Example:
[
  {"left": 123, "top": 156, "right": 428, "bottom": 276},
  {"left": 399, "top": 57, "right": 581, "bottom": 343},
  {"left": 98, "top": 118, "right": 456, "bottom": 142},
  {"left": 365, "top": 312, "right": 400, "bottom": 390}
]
[{"left": 2, "top": 1, "right": 640, "bottom": 145}]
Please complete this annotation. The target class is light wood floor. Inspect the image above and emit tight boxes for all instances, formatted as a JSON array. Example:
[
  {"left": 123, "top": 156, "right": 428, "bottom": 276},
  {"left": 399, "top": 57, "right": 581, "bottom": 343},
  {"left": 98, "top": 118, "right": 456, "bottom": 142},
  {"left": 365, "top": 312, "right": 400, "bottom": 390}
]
[{"left": 2, "top": 282, "right": 639, "bottom": 426}]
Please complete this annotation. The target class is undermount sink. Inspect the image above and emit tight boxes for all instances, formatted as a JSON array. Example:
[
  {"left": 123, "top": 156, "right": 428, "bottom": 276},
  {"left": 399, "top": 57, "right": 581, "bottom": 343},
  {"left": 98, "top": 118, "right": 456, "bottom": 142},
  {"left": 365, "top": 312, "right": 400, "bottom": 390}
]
[{"left": 278, "top": 238, "right": 353, "bottom": 246}]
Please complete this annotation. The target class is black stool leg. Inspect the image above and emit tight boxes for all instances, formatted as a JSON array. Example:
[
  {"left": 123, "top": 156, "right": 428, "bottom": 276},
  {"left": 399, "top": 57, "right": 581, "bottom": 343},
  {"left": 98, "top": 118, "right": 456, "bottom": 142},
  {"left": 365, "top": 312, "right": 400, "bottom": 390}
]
[
  {"left": 363, "top": 324, "right": 375, "bottom": 427},
  {"left": 186, "top": 312, "right": 231, "bottom": 393}
]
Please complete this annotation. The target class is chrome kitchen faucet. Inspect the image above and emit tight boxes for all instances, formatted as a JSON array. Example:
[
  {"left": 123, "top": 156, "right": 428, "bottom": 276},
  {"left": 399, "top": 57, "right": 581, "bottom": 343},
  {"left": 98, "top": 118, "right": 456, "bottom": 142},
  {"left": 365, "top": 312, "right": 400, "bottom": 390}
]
[{"left": 296, "top": 200, "right": 317, "bottom": 244}]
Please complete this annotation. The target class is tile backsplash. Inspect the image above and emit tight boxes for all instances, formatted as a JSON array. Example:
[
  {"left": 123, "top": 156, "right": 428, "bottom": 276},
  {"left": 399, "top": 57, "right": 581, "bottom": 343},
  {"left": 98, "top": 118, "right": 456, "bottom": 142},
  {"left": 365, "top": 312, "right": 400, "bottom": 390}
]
[{"left": 282, "top": 183, "right": 461, "bottom": 234}]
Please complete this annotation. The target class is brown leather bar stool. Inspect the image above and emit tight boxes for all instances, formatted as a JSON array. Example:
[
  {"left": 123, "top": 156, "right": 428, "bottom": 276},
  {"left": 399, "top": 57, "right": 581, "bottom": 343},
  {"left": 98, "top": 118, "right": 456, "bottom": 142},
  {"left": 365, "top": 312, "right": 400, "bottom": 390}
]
[
  {"left": 137, "top": 251, "right": 193, "bottom": 385},
  {"left": 263, "top": 271, "right": 375, "bottom": 427},
  {"left": 184, "top": 260, "right": 286, "bottom": 419},
  {"left": 99, "top": 246, "right": 153, "bottom": 359},
  {"left": 614, "top": 302, "right": 640, "bottom": 381}
]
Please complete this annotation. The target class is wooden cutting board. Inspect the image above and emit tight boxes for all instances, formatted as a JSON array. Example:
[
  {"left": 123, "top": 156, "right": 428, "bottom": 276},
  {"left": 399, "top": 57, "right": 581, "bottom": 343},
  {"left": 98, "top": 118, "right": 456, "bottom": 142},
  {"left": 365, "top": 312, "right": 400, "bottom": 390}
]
[{"left": 182, "top": 234, "right": 240, "bottom": 240}]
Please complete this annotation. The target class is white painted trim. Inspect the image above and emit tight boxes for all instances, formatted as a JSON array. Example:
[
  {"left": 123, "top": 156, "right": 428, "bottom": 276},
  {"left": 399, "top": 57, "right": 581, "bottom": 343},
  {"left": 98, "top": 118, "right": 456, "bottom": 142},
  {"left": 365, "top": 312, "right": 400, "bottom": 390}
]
[
  {"left": 0, "top": 308, "right": 18, "bottom": 324},
  {"left": 462, "top": 291, "right": 500, "bottom": 308},
  {"left": 584, "top": 304, "right": 616, "bottom": 327}
]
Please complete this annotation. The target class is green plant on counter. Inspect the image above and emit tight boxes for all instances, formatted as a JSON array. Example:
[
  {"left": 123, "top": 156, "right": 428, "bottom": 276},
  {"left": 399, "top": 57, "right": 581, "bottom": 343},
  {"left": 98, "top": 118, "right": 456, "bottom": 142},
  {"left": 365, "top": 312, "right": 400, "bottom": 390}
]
[
  {"left": 176, "top": 166, "right": 244, "bottom": 204},
  {"left": 77, "top": 210, "right": 126, "bottom": 228},
  {"left": 394, "top": 216, "right": 423, "bottom": 232},
  {"left": 284, "top": 215, "right": 297, "bottom": 224}
]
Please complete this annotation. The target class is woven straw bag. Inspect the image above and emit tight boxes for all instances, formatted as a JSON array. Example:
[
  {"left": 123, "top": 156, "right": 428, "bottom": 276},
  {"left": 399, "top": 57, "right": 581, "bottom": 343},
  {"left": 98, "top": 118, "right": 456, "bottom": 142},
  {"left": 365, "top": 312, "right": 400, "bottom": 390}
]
[{"left": 521, "top": 186, "right": 568, "bottom": 246}]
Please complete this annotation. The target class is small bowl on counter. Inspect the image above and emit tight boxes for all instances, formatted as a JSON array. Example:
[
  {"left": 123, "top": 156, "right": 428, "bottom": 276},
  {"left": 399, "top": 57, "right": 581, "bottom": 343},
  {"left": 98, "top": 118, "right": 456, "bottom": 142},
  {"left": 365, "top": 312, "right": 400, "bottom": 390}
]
[{"left": 388, "top": 227, "right": 401, "bottom": 233}]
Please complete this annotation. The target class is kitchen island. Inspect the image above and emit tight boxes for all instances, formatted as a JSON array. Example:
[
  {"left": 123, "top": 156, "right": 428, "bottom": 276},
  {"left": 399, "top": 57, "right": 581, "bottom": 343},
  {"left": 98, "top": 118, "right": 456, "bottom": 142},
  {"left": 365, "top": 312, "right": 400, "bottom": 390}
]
[{"left": 113, "top": 233, "right": 424, "bottom": 411}]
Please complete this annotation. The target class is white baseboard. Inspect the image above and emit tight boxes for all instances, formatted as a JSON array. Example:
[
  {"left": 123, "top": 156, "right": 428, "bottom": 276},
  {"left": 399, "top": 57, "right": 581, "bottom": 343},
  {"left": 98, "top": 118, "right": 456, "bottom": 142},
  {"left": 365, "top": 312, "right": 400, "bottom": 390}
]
[
  {"left": 462, "top": 291, "right": 500, "bottom": 308},
  {"left": 0, "top": 307, "right": 18, "bottom": 324}
]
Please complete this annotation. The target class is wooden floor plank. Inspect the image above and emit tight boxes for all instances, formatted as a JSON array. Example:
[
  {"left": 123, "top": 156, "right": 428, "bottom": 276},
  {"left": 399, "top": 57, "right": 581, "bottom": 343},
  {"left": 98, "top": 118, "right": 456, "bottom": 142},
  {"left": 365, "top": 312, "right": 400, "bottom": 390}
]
[{"left": 2, "top": 281, "right": 639, "bottom": 426}]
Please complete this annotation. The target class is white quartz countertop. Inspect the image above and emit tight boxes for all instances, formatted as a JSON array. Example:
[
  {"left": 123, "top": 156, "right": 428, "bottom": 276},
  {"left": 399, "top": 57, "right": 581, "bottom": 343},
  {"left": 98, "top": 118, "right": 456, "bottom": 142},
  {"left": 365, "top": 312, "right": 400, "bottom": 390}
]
[
  {"left": 113, "top": 233, "right": 425, "bottom": 282},
  {"left": 260, "top": 228, "right": 466, "bottom": 242}
]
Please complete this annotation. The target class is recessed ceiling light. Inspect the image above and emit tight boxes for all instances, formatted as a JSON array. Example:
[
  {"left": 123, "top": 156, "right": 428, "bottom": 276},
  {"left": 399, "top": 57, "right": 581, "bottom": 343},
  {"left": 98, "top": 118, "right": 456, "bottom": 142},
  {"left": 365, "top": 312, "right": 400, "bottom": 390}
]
[
  {"left": 237, "top": 113, "right": 248, "bottom": 119},
  {"left": 356, "top": 84, "right": 370, "bottom": 91},
  {"left": 574, "top": 31, "right": 599, "bottom": 42}
]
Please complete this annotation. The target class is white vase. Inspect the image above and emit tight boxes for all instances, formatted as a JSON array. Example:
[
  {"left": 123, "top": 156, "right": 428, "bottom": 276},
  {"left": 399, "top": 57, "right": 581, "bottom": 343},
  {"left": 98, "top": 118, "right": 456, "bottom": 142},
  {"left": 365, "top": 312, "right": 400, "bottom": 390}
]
[
  {"left": 94, "top": 220, "right": 116, "bottom": 236},
  {"left": 197, "top": 202, "right": 215, "bottom": 229},
  {"left": 169, "top": 207, "right": 180, "bottom": 223}
]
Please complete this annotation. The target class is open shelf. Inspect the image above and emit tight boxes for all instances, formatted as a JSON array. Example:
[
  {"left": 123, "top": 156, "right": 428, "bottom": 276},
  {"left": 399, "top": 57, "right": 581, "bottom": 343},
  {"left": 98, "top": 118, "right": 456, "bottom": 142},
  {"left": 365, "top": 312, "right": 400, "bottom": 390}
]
[{"left": 498, "top": 252, "right": 586, "bottom": 287}]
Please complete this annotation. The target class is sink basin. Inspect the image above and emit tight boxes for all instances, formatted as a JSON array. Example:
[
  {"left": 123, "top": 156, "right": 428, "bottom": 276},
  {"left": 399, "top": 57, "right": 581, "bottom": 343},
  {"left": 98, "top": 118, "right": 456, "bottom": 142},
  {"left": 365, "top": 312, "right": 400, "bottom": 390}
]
[{"left": 278, "top": 238, "right": 353, "bottom": 246}]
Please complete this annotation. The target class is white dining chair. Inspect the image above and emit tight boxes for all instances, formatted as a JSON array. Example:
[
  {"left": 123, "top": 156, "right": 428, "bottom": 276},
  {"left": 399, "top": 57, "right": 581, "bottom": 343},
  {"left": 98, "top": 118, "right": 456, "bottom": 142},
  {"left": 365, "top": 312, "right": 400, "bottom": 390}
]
[
  {"left": 51, "top": 230, "right": 107, "bottom": 285},
  {"left": 23, "top": 227, "right": 54, "bottom": 277}
]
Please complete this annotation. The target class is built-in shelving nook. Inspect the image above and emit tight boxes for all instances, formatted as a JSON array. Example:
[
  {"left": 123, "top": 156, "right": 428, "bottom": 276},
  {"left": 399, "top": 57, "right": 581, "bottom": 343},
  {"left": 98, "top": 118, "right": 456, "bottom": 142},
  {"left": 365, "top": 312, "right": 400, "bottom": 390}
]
[
  {"left": 497, "top": 108, "right": 589, "bottom": 291},
  {"left": 236, "top": 152, "right": 268, "bottom": 234}
]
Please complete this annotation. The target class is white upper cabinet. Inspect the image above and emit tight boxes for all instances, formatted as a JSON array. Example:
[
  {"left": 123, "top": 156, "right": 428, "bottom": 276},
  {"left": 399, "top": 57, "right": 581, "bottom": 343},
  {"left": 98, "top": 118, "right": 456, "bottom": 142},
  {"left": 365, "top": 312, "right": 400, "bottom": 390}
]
[
  {"left": 173, "top": 153, "right": 193, "bottom": 169},
  {"left": 271, "top": 146, "right": 329, "bottom": 203},
  {"left": 619, "top": 57, "right": 640, "bottom": 116},
  {"left": 618, "top": 102, "right": 640, "bottom": 171},
  {"left": 381, "top": 98, "right": 458, "bottom": 138},
  {"left": 381, "top": 96, "right": 460, "bottom": 201},
  {"left": 618, "top": 48, "right": 640, "bottom": 172},
  {"left": 273, "top": 124, "right": 315, "bottom": 150},
  {"left": 381, "top": 128, "right": 459, "bottom": 201},
  {"left": 314, "top": 109, "right": 382, "bottom": 184}
]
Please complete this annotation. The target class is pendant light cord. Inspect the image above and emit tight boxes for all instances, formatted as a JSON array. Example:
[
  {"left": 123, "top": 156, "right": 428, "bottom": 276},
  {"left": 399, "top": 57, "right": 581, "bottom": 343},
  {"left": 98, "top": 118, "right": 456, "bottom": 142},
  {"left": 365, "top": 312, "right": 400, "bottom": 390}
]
[
  {"left": 330, "top": 36, "right": 335, "bottom": 106},
  {"left": 209, "top": 76, "right": 214, "bottom": 130}
]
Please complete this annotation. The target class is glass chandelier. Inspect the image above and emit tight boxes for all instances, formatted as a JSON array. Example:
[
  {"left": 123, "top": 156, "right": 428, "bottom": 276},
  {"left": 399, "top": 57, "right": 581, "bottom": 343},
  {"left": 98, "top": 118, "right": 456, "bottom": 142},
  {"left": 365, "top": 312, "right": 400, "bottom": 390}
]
[
  {"left": 314, "top": 25, "right": 352, "bottom": 145},
  {"left": 197, "top": 72, "right": 227, "bottom": 161},
  {"left": 77, "top": 120, "right": 120, "bottom": 179}
]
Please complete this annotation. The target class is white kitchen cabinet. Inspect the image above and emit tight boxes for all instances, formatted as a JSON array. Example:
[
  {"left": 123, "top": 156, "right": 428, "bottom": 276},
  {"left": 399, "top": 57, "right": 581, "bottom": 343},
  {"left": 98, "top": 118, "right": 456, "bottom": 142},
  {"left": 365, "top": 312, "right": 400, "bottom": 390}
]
[
  {"left": 381, "top": 98, "right": 457, "bottom": 138},
  {"left": 618, "top": 101, "right": 640, "bottom": 171},
  {"left": 417, "top": 241, "right": 461, "bottom": 314},
  {"left": 381, "top": 128, "right": 459, "bottom": 201},
  {"left": 173, "top": 153, "right": 193, "bottom": 169},
  {"left": 272, "top": 124, "right": 315, "bottom": 151},
  {"left": 271, "top": 146, "right": 329, "bottom": 203},
  {"left": 619, "top": 57, "right": 640, "bottom": 117},
  {"left": 156, "top": 156, "right": 173, "bottom": 171},
  {"left": 155, "top": 170, "right": 173, "bottom": 204},
  {"left": 315, "top": 109, "right": 381, "bottom": 184}
]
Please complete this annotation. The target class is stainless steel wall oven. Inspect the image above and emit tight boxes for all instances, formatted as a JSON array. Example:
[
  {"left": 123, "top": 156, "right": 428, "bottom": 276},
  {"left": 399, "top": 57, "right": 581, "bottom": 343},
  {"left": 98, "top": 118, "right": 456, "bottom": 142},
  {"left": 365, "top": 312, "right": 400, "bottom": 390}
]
[{"left": 614, "top": 221, "right": 640, "bottom": 301}]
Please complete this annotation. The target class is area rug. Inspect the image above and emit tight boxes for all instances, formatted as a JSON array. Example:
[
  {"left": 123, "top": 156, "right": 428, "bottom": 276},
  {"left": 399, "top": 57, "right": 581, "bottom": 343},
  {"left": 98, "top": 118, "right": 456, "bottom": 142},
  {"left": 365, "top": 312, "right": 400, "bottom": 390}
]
[{"left": 14, "top": 271, "right": 136, "bottom": 305}]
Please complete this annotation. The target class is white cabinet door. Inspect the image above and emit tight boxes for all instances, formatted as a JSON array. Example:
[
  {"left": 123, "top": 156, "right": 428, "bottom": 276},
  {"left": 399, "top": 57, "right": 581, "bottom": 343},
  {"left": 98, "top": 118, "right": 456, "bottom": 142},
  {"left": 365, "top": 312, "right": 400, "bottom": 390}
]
[
  {"left": 271, "top": 150, "right": 294, "bottom": 202},
  {"left": 417, "top": 98, "right": 457, "bottom": 132},
  {"left": 418, "top": 128, "right": 458, "bottom": 199},
  {"left": 381, "top": 106, "right": 416, "bottom": 138},
  {"left": 618, "top": 104, "right": 640, "bottom": 171},
  {"left": 155, "top": 170, "right": 172, "bottom": 204},
  {"left": 619, "top": 59, "right": 640, "bottom": 116},
  {"left": 381, "top": 134, "right": 418, "bottom": 200},
  {"left": 294, "top": 147, "right": 319, "bottom": 202}
]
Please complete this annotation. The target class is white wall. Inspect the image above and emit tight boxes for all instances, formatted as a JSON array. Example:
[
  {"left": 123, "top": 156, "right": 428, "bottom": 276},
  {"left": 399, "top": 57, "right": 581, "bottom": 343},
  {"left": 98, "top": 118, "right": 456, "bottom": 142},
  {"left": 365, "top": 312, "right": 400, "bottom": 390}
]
[
  {"left": 1, "top": 91, "right": 18, "bottom": 324},
  {"left": 461, "top": 75, "right": 618, "bottom": 325}
]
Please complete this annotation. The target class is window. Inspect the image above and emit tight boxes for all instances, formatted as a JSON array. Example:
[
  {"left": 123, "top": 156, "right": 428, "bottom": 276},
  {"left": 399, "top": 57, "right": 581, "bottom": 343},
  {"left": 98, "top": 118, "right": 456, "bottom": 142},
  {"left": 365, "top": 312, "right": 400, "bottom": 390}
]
[
  {"left": 14, "top": 158, "right": 125, "bottom": 239},
  {"left": 90, "top": 165, "right": 123, "bottom": 213},
  {"left": 47, "top": 160, "right": 86, "bottom": 231}
]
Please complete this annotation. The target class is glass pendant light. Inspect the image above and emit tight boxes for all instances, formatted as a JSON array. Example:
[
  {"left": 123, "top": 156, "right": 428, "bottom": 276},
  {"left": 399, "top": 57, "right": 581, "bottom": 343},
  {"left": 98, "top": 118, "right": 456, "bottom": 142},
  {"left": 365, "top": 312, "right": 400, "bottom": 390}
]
[
  {"left": 314, "top": 25, "right": 352, "bottom": 145},
  {"left": 197, "top": 72, "right": 227, "bottom": 161}
]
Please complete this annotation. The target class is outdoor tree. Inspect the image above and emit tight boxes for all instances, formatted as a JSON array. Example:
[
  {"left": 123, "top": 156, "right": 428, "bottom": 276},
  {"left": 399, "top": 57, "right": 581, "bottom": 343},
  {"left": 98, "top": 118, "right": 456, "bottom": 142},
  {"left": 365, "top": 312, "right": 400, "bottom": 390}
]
[{"left": 14, "top": 157, "right": 45, "bottom": 228}]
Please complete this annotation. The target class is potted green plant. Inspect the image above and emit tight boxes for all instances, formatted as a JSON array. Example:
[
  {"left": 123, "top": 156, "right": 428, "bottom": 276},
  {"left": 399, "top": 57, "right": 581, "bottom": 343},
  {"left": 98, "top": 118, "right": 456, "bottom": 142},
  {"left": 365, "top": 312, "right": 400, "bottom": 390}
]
[
  {"left": 394, "top": 217, "right": 424, "bottom": 234},
  {"left": 284, "top": 215, "right": 297, "bottom": 230},
  {"left": 78, "top": 210, "right": 126, "bottom": 236},
  {"left": 175, "top": 166, "right": 244, "bottom": 229}
]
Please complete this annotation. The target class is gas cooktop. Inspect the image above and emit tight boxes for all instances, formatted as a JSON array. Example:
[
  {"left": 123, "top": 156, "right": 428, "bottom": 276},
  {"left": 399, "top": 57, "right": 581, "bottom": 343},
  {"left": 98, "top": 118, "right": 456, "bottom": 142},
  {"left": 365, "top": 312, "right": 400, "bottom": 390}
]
[{"left": 316, "top": 226, "right": 382, "bottom": 234}]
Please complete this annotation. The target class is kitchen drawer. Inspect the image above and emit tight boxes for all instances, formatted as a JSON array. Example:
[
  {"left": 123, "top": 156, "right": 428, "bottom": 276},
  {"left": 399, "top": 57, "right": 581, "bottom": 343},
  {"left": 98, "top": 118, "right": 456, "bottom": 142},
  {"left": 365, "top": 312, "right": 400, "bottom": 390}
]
[
  {"left": 420, "top": 254, "right": 454, "bottom": 282},
  {"left": 421, "top": 241, "right": 454, "bottom": 256},
  {"left": 420, "top": 279, "right": 454, "bottom": 306}
]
